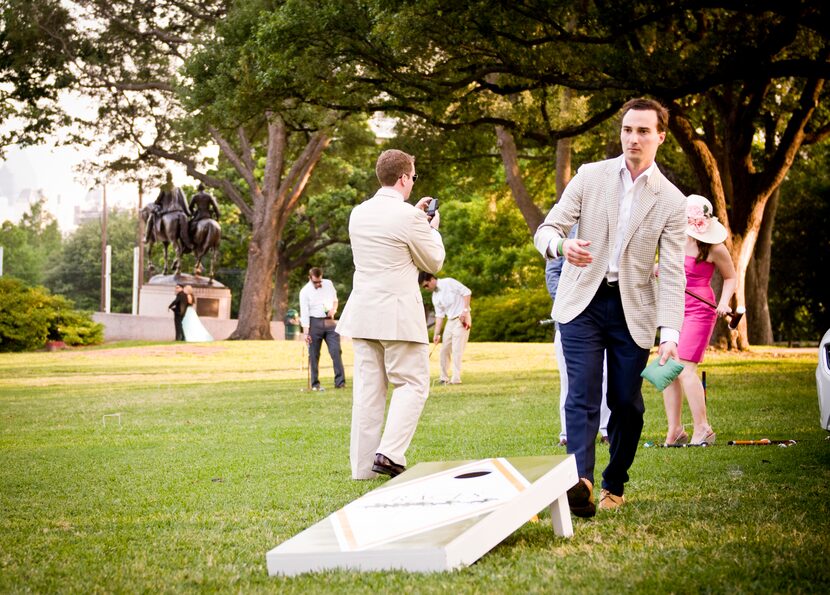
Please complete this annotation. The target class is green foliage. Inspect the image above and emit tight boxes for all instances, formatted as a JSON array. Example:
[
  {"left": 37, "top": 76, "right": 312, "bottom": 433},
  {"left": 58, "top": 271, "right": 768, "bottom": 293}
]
[
  {"left": 0, "top": 196, "right": 63, "bottom": 286},
  {"left": 0, "top": 0, "right": 77, "bottom": 152},
  {"left": 0, "top": 277, "right": 102, "bottom": 352},
  {"left": 0, "top": 278, "right": 54, "bottom": 351},
  {"left": 44, "top": 208, "right": 137, "bottom": 313},
  {"left": 439, "top": 194, "right": 546, "bottom": 298},
  {"left": 469, "top": 287, "right": 552, "bottom": 343},
  {"left": 770, "top": 145, "right": 830, "bottom": 341},
  {"left": 51, "top": 302, "right": 104, "bottom": 346}
]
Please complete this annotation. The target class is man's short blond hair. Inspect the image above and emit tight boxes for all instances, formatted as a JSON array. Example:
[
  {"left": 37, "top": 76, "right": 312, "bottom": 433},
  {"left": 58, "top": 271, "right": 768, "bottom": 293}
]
[{"left": 376, "top": 149, "right": 415, "bottom": 186}]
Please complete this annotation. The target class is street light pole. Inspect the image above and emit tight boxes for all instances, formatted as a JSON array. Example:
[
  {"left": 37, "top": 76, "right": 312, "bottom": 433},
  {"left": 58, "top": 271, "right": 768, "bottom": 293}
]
[{"left": 100, "top": 184, "right": 108, "bottom": 312}]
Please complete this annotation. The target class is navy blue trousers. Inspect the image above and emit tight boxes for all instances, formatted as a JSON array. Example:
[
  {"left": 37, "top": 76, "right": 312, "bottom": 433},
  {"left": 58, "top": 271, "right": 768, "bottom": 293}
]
[{"left": 559, "top": 283, "right": 650, "bottom": 496}]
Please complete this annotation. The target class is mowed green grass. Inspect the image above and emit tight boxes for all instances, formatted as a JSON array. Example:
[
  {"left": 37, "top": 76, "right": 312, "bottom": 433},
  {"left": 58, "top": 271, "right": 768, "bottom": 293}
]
[{"left": 0, "top": 340, "right": 827, "bottom": 593}]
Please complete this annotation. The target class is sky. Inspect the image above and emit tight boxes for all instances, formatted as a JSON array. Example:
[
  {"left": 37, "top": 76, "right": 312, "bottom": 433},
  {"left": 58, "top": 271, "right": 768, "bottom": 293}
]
[
  {"left": 0, "top": 101, "right": 393, "bottom": 234},
  {"left": 0, "top": 141, "right": 195, "bottom": 233},
  {"left": 0, "top": 91, "right": 196, "bottom": 233}
]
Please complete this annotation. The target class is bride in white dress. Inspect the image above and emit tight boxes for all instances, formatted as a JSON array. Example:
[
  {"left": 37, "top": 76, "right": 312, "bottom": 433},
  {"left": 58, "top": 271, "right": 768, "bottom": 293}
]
[{"left": 181, "top": 285, "right": 214, "bottom": 342}]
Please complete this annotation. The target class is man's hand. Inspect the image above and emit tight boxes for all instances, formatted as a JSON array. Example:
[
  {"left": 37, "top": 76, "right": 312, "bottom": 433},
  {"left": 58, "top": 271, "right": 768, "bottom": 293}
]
[
  {"left": 658, "top": 341, "right": 678, "bottom": 364},
  {"left": 304, "top": 333, "right": 312, "bottom": 345},
  {"left": 433, "top": 333, "right": 441, "bottom": 344},
  {"left": 563, "top": 239, "right": 592, "bottom": 267},
  {"left": 415, "top": 196, "right": 440, "bottom": 229},
  {"left": 460, "top": 312, "right": 471, "bottom": 330},
  {"left": 415, "top": 196, "right": 433, "bottom": 210},
  {"left": 428, "top": 210, "right": 440, "bottom": 229}
]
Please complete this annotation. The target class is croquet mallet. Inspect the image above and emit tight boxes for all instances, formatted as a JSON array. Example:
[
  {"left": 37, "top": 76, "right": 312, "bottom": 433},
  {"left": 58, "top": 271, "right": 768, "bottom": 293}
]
[{"left": 684, "top": 288, "right": 746, "bottom": 329}]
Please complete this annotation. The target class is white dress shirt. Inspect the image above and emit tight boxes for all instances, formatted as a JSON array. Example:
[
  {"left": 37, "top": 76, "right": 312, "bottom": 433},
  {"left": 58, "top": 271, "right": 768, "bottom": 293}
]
[
  {"left": 299, "top": 278, "right": 337, "bottom": 330},
  {"left": 607, "top": 156, "right": 656, "bottom": 282},
  {"left": 611, "top": 156, "right": 678, "bottom": 345},
  {"left": 431, "top": 278, "right": 472, "bottom": 319}
]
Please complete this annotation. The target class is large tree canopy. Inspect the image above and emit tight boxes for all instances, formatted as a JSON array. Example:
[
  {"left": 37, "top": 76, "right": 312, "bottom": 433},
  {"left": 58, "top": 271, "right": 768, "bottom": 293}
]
[
  {"left": 0, "top": 0, "right": 78, "bottom": 153},
  {"left": 5, "top": 0, "right": 829, "bottom": 345},
  {"left": 258, "top": 0, "right": 830, "bottom": 346}
]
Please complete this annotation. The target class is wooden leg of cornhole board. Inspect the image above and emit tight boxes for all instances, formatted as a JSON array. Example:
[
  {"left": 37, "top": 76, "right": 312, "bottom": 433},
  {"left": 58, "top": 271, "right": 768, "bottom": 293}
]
[{"left": 549, "top": 493, "right": 574, "bottom": 537}]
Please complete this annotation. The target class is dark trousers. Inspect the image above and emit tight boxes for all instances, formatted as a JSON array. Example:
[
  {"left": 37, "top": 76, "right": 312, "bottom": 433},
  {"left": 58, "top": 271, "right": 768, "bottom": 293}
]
[
  {"left": 559, "top": 282, "right": 650, "bottom": 496},
  {"left": 309, "top": 317, "right": 346, "bottom": 388},
  {"left": 174, "top": 314, "right": 185, "bottom": 341}
]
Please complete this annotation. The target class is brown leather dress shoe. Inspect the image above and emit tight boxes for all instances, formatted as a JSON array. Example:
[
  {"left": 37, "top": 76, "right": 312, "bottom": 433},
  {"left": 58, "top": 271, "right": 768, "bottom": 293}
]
[
  {"left": 599, "top": 488, "right": 625, "bottom": 511},
  {"left": 372, "top": 453, "right": 406, "bottom": 478},
  {"left": 567, "top": 477, "right": 596, "bottom": 518}
]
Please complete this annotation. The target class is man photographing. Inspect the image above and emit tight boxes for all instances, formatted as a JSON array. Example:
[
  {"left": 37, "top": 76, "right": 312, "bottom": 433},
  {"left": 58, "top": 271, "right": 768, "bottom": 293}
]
[
  {"left": 337, "top": 149, "right": 445, "bottom": 479},
  {"left": 299, "top": 267, "right": 346, "bottom": 391},
  {"left": 419, "top": 273, "right": 472, "bottom": 385}
]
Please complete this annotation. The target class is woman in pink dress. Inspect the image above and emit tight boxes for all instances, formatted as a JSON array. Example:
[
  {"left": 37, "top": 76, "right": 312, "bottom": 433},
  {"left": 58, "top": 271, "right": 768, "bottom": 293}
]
[{"left": 663, "top": 195, "right": 736, "bottom": 445}]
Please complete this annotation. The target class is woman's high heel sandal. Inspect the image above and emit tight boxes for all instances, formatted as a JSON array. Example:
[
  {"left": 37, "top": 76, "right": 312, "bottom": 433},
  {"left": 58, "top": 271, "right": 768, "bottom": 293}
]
[
  {"left": 692, "top": 430, "right": 716, "bottom": 445},
  {"left": 666, "top": 430, "right": 690, "bottom": 445}
]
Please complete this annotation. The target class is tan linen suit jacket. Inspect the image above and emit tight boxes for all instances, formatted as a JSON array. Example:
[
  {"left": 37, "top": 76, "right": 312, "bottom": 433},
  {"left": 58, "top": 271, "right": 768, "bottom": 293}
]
[
  {"left": 337, "top": 188, "right": 445, "bottom": 343},
  {"left": 534, "top": 157, "right": 687, "bottom": 349}
]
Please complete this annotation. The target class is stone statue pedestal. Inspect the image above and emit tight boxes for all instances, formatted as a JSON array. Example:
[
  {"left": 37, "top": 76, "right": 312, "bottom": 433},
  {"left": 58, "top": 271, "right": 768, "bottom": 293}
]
[{"left": 138, "top": 273, "right": 232, "bottom": 319}]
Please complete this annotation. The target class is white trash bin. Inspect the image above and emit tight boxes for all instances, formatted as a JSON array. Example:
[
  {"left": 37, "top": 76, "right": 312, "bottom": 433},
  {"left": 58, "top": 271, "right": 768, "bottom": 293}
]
[{"left": 818, "top": 328, "right": 830, "bottom": 431}]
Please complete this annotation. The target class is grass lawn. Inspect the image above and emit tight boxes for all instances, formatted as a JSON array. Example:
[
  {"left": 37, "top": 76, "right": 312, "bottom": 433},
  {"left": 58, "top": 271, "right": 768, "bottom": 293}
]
[{"left": 0, "top": 340, "right": 827, "bottom": 593}]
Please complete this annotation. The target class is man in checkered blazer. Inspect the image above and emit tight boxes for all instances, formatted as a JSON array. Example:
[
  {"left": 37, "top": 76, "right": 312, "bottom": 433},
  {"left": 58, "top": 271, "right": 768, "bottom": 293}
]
[{"left": 534, "top": 98, "right": 687, "bottom": 517}]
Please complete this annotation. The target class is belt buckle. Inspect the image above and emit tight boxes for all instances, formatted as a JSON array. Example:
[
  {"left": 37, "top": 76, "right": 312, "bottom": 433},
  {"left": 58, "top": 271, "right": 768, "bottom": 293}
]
[{"left": 605, "top": 279, "right": 618, "bottom": 289}]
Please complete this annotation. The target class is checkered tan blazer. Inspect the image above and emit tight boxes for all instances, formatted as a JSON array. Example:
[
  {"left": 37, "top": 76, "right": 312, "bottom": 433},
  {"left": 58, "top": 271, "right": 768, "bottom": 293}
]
[{"left": 534, "top": 158, "right": 687, "bottom": 349}]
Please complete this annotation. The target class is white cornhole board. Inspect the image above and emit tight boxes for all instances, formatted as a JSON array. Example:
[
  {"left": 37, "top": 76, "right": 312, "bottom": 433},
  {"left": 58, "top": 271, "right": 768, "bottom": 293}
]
[{"left": 266, "top": 454, "right": 578, "bottom": 575}]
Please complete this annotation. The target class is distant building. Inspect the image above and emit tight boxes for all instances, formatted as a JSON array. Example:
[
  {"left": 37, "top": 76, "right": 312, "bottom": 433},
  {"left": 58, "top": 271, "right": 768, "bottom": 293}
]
[{"left": 73, "top": 187, "right": 104, "bottom": 227}]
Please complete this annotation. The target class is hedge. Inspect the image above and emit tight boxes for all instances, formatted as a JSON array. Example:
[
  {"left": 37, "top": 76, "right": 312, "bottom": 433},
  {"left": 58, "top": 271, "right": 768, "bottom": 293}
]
[
  {"left": 0, "top": 278, "right": 104, "bottom": 352},
  {"left": 468, "top": 286, "right": 553, "bottom": 343}
]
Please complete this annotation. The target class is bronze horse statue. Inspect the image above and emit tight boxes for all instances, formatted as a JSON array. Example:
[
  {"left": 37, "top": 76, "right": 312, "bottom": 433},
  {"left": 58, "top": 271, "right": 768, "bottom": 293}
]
[
  {"left": 191, "top": 218, "right": 221, "bottom": 282},
  {"left": 141, "top": 185, "right": 191, "bottom": 275}
]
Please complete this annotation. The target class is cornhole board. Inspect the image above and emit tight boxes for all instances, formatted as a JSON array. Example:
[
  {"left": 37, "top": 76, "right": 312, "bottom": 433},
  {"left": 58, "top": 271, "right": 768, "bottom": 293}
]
[{"left": 266, "top": 454, "right": 578, "bottom": 575}]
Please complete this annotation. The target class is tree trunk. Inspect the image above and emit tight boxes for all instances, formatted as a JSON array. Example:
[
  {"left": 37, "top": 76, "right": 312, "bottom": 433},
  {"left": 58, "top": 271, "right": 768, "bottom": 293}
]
[
  {"left": 745, "top": 188, "right": 778, "bottom": 345},
  {"left": 555, "top": 136, "right": 572, "bottom": 201},
  {"left": 226, "top": 118, "right": 331, "bottom": 339},
  {"left": 272, "top": 250, "right": 291, "bottom": 323},
  {"left": 495, "top": 125, "right": 544, "bottom": 233}
]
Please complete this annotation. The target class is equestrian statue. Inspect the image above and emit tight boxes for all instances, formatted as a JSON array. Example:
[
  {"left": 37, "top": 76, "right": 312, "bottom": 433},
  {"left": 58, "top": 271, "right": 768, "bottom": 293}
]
[
  {"left": 188, "top": 184, "right": 222, "bottom": 282},
  {"left": 142, "top": 171, "right": 193, "bottom": 276}
]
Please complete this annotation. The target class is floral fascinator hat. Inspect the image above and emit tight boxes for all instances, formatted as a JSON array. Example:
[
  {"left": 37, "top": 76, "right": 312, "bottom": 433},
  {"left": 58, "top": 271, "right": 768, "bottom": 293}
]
[{"left": 686, "top": 194, "right": 727, "bottom": 244}]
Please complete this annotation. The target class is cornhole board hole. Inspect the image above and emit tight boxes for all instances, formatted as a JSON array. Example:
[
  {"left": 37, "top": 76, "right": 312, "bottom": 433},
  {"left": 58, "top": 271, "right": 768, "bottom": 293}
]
[{"left": 266, "top": 455, "right": 578, "bottom": 576}]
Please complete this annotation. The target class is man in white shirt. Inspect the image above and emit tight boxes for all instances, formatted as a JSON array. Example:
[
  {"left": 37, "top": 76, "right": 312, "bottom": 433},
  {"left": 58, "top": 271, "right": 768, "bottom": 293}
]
[
  {"left": 533, "top": 98, "right": 686, "bottom": 517},
  {"left": 337, "top": 149, "right": 445, "bottom": 479},
  {"left": 299, "top": 267, "right": 345, "bottom": 391},
  {"left": 419, "top": 273, "right": 472, "bottom": 385}
]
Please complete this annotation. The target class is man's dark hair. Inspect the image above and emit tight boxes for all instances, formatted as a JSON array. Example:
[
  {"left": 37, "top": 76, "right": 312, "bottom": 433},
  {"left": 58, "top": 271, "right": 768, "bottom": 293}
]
[
  {"left": 621, "top": 98, "right": 669, "bottom": 133},
  {"left": 376, "top": 149, "right": 415, "bottom": 186},
  {"left": 418, "top": 271, "right": 436, "bottom": 285},
  {"left": 309, "top": 267, "right": 323, "bottom": 278}
]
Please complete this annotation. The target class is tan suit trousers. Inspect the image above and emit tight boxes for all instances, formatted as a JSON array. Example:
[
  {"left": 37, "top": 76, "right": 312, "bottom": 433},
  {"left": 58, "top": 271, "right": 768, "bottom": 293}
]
[
  {"left": 440, "top": 317, "right": 469, "bottom": 384},
  {"left": 350, "top": 338, "right": 430, "bottom": 479}
]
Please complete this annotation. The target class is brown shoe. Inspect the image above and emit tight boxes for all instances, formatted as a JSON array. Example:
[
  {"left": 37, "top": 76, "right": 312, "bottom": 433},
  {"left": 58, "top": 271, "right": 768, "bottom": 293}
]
[
  {"left": 567, "top": 477, "right": 595, "bottom": 518},
  {"left": 599, "top": 488, "right": 625, "bottom": 511}
]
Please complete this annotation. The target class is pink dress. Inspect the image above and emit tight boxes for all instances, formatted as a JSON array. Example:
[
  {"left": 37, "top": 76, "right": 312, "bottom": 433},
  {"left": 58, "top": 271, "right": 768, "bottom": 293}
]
[{"left": 678, "top": 255, "right": 717, "bottom": 363}]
